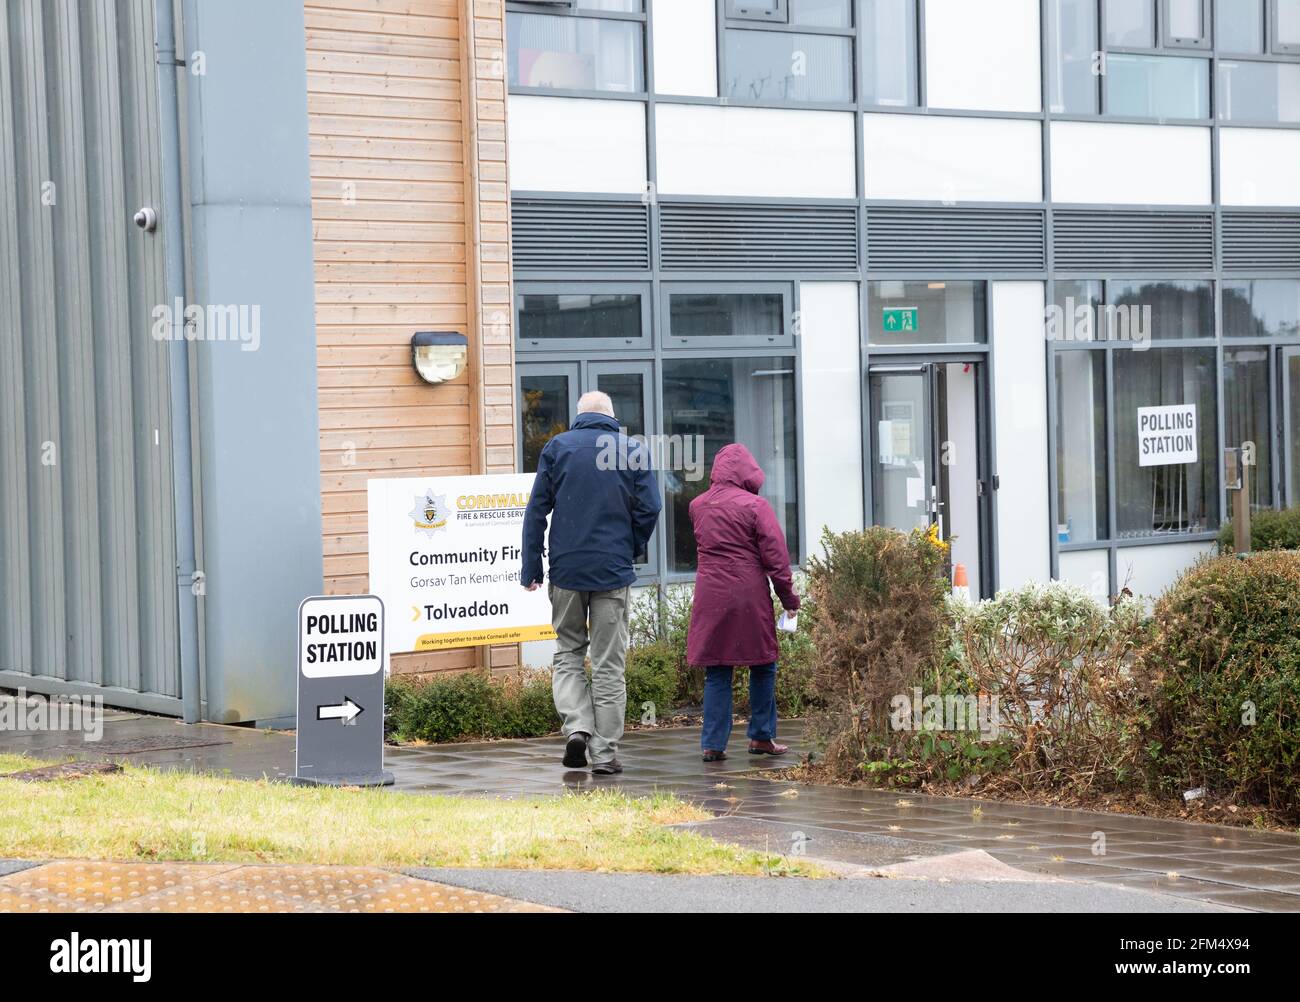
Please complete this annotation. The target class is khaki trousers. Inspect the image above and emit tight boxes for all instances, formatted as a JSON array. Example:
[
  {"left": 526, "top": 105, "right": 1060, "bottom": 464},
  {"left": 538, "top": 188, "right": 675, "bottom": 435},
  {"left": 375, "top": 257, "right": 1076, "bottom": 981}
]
[{"left": 548, "top": 584, "right": 630, "bottom": 765}]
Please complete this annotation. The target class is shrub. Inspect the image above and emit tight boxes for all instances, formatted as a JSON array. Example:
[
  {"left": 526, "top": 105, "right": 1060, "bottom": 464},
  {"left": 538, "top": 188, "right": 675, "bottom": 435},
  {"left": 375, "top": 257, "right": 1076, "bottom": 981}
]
[
  {"left": 950, "top": 583, "right": 1148, "bottom": 793},
  {"left": 1219, "top": 505, "right": 1300, "bottom": 554},
  {"left": 803, "top": 525, "right": 951, "bottom": 779},
  {"left": 385, "top": 669, "right": 559, "bottom": 743},
  {"left": 625, "top": 641, "right": 680, "bottom": 723},
  {"left": 1137, "top": 551, "right": 1300, "bottom": 817}
]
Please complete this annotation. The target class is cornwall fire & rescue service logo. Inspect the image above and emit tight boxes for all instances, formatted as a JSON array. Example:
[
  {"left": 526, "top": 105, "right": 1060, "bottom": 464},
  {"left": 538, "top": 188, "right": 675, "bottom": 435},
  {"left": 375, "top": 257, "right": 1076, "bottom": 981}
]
[{"left": 409, "top": 491, "right": 450, "bottom": 537}]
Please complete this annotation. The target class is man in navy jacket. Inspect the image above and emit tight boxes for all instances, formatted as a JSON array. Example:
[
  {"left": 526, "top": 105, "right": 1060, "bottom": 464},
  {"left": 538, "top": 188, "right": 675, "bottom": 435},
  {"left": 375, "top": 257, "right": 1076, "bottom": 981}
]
[{"left": 522, "top": 391, "right": 661, "bottom": 773}]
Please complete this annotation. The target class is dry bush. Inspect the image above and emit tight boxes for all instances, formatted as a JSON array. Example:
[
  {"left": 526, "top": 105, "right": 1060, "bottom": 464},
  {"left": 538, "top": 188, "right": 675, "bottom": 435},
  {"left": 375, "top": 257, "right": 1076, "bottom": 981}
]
[{"left": 804, "top": 525, "right": 950, "bottom": 779}]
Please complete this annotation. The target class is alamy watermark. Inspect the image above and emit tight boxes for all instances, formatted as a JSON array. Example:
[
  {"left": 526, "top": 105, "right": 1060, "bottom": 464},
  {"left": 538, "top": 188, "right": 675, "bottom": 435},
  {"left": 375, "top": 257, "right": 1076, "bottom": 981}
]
[
  {"left": 1, "top": 687, "right": 104, "bottom": 741},
  {"left": 889, "top": 687, "right": 1002, "bottom": 741},
  {"left": 1045, "top": 298, "right": 1150, "bottom": 349},
  {"left": 595, "top": 432, "right": 705, "bottom": 483},
  {"left": 151, "top": 298, "right": 261, "bottom": 352}
]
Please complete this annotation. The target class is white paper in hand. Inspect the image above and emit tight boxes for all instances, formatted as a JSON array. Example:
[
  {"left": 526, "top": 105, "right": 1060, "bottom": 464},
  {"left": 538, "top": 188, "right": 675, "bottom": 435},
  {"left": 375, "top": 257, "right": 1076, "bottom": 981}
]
[{"left": 777, "top": 611, "right": 798, "bottom": 633}]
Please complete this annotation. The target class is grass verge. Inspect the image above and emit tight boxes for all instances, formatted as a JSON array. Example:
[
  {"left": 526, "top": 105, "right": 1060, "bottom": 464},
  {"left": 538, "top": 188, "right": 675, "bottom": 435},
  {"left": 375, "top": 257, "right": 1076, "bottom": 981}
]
[{"left": 0, "top": 754, "right": 819, "bottom": 876}]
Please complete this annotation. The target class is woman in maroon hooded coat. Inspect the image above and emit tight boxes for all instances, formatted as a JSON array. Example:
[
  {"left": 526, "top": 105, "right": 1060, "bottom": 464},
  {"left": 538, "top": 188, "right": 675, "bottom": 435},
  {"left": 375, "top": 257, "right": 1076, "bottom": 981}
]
[{"left": 687, "top": 443, "right": 800, "bottom": 761}]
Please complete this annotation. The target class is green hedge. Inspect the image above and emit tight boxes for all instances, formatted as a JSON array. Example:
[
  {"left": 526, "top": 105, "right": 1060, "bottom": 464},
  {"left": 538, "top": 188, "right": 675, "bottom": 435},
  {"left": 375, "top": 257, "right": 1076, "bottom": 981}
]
[
  {"left": 1138, "top": 551, "right": 1300, "bottom": 816},
  {"left": 1219, "top": 504, "right": 1300, "bottom": 554},
  {"left": 385, "top": 670, "right": 559, "bottom": 744}
]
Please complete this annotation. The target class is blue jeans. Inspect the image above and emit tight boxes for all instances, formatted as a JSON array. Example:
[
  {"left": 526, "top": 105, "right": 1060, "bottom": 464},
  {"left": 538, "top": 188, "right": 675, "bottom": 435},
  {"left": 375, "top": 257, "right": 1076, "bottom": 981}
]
[{"left": 701, "top": 663, "right": 777, "bottom": 752}]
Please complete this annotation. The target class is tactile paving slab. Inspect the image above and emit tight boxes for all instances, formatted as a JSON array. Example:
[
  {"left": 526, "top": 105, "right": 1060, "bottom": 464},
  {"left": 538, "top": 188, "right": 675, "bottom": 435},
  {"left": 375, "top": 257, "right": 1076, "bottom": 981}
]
[{"left": 0, "top": 862, "right": 560, "bottom": 913}]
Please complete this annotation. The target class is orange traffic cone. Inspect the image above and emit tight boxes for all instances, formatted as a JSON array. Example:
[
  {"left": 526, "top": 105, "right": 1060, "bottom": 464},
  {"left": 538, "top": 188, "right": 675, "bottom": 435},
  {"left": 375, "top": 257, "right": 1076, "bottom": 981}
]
[{"left": 952, "top": 563, "right": 970, "bottom": 603}]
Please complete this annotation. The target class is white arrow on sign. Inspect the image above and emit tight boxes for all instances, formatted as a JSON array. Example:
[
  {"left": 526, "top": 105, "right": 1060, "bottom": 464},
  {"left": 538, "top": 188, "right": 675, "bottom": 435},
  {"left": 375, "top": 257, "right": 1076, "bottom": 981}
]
[{"left": 317, "top": 698, "right": 364, "bottom": 723}]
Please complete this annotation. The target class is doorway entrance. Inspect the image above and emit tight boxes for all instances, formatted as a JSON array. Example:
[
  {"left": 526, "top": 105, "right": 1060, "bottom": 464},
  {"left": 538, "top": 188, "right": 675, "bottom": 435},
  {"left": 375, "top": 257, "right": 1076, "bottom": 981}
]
[{"left": 868, "top": 359, "right": 993, "bottom": 598}]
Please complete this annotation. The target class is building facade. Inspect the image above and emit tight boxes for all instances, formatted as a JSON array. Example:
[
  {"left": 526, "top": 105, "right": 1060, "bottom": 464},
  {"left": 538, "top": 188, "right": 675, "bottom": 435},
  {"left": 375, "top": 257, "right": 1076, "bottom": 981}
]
[
  {"left": 2, "top": 0, "right": 1298, "bottom": 721},
  {"left": 503, "top": 0, "right": 1300, "bottom": 628}
]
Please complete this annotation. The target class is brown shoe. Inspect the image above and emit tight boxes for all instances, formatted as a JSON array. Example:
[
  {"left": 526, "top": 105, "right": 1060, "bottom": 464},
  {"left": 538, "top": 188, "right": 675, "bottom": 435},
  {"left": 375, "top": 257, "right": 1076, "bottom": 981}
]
[
  {"left": 702, "top": 750, "right": 728, "bottom": 762},
  {"left": 748, "top": 739, "right": 789, "bottom": 756}
]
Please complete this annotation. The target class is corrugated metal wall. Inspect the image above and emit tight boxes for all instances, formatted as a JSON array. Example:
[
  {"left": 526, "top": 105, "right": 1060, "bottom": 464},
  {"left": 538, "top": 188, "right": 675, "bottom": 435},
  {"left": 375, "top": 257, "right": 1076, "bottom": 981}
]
[{"left": 0, "top": 0, "right": 181, "bottom": 711}]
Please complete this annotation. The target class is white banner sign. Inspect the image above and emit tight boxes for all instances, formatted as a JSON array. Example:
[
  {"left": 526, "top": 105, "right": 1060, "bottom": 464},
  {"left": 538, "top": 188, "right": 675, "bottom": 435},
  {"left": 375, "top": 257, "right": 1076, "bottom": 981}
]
[
  {"left": 1138, "top": 404, "right": 1198, "bottom": 467},
  {"left": 367, "top": 474, "right": 556, "bottom": 655}
]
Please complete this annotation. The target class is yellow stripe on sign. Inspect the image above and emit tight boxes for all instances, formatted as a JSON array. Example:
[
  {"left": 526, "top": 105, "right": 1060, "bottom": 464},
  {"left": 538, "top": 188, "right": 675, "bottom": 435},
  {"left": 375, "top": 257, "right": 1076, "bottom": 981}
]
[{"left": 413, "top": 624, "right": 557, "bottom": 650}]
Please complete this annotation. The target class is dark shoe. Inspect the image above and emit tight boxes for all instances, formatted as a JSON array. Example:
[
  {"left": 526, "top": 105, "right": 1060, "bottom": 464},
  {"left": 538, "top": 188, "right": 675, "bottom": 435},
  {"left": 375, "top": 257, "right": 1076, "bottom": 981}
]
[
  {"left": 563, "top": 732, "right": 589, "bottom": 768},
  {"left": 591, "top": 758, "right": 623, "bottom": 775},
  {"left": 748, "top": 739, "right": 789, "bottom": 756},
  {"left": 702, "top": 750, "right": 728, "bottom": 762}
]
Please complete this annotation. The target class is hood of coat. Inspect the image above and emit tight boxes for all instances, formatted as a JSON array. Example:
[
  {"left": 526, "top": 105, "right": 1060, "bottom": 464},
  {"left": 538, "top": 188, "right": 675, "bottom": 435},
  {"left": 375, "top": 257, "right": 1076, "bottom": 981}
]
[{"left": 709, "top": 443, "right": 764, "bottom": 494}]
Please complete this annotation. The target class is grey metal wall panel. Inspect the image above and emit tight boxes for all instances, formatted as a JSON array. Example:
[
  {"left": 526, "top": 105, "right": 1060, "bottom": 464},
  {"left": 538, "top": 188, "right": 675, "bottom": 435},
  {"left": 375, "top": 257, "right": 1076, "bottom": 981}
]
[
  {"left": 661, "top": 202, "right": 859, "bottom": 271},
  {"left": 1222, "top": 213, "right": 1300, "bottom": 271},
  {"left": 1053, "top": 210, "right": 1214, "bottom": 271},
  {"left": 866, "top": 206, "right": 1046, "bottom": 272},
  {"left": 512, "top": 198, "right": 651, "bottom": 271},
  {"left": 0, "top": 0, "right": 180, "bottom": 710}
]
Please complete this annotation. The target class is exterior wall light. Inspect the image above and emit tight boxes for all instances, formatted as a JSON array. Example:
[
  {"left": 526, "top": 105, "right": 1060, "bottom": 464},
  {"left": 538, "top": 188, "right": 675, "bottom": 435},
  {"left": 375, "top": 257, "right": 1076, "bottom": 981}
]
[{"left": 411, "top": 331, "right": 468, "bottom": 385}]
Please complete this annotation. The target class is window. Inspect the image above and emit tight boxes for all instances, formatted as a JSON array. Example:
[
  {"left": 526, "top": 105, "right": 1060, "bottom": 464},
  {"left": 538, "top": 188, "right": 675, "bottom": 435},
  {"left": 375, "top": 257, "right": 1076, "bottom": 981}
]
[
  {"left": 860, "top": 0, "right": 918, "bottom": 106},
  {"left": 1224, "top": 346, "right": 1275, "bottom": 509},
  {"left": 507, "top": 7, "right": 644, "bottom": 94},
  {"left": 516, "top": 285, "right": 649, "bottom": 350},
  {"left": 1218, "top": 59, "right": 1300, "bottom": 122},
  {"left": 723, "top": 30, "right": 854, "bottom": 102},
  {"left": 1105, "top": 52, "right": 1209, "bottom": 118},
  {"left": 663, "top": 356, "right": 799, "bottom": 572},
  {"left": 867, "top": 281, "right": 987, "bottom": 346},
  {"left": 1055, "top": 351, "right": 1109, "bottom": 542},
  {"left": 1223, "top": 279, "right": 1300, "bottom": 338},
  {"left": 1163, "top": 0, "right": 1210, "bottom": 48},
  {"left": 1048, "top": 0, "right": 1222, "bottom": 119},
  {"left": 665, "top": 286, "right": 791, "bottom": 347},
  {"left": 1217, "top": 0, "right": 1265, "bottom": 53},
  {"left": 1114, "top": 347, "right": 1218, "bottom": 537},
  {"left": 720, "top": 0, "right": 855, "bottom": 104},
  {"left": 520, "top": 369, "right": 575, "bottom": 472},
  {"left": 1050, "top": 281, "right": 1223, "bottom": 552},
  {"left": 1048, "top": 0, "right": 1100, "bottom": 113},
  {"left": 1106, "top": 280, "right": 1214, "bottom": 341},
  {"left": 1105, "top": 0, "right": 1156, "bottom": 47},
  {"left": 1278, "top": 0, "right": 1300, "bottom": 53}
]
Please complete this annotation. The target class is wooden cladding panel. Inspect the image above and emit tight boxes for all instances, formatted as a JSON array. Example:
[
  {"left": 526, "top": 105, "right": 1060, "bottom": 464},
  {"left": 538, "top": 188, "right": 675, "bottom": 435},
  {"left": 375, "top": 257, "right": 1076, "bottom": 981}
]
[{"left": 305, "top": 0, "right": 517, "bottom": 674}]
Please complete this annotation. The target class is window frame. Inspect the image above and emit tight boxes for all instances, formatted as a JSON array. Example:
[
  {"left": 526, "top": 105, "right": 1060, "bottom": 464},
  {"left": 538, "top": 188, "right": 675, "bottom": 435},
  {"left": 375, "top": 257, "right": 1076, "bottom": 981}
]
[
  {"left": 505, "top": 1, "right": 649, "bottom": 98},
  {"left": 1161, "top": 0, "right": 1212, "bottom": 50},
  {"left": 661, "top": 281, "right": 796, "bottom": 350},
  {"left": 726, "top": 0, "right": 789, "bottom": 23},
  {"left": 515, "top": 281, "right": 654, "bottom": 353},
  {"left": 1271, "top": 0, "right": 1300, "bottom": 54},
  {"left": 716, "top": 0, "right": 858, "bottom": 107}
]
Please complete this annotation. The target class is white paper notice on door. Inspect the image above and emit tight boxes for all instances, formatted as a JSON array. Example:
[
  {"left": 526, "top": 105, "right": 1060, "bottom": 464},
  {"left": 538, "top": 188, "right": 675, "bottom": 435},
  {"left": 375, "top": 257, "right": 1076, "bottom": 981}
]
[{"left": 1138, "top": 404, "right": 1197, "bottom": 467}]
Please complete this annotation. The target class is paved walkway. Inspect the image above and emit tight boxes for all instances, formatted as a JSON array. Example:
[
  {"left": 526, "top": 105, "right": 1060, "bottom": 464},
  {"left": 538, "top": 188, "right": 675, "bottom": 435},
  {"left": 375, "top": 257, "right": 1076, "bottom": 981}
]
[
  {"left": 0, "top": 861, "right": 557, "bottom": 913},
  {"left": 4, "top": 700, "right": 1300, "bottom": 911}
]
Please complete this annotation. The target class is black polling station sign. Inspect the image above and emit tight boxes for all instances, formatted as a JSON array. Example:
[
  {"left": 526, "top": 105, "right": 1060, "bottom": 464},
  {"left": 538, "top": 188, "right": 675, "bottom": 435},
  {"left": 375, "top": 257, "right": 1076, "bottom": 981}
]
[{"left": 293, "top": 594, "right": 394, "bottom": 787}]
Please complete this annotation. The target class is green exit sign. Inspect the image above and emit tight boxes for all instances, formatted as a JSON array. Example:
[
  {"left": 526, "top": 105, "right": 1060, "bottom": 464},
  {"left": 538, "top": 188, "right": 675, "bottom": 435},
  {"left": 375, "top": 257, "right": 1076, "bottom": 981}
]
[{"left": 882, "top": 307, "right": 918, "bottom": 333}]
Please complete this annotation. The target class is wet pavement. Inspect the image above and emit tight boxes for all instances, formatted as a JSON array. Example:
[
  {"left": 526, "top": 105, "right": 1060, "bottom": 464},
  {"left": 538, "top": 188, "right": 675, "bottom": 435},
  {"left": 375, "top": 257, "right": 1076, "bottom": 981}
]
[
  {"left": 0, "top": 861, "right": 557, "bottom": 913},
  {"left": 4, "top": 698, "right": 1300, "bottom": 911}
]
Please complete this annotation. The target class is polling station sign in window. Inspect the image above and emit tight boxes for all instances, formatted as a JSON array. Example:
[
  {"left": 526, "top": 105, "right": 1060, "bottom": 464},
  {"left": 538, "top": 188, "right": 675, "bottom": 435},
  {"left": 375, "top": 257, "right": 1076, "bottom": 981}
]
[
  {"left": 1137, "top": 404, "right": 1198, "bottom": 467},
  {"left": 367, "top": 474, "right": 557, "bottom": 656}
]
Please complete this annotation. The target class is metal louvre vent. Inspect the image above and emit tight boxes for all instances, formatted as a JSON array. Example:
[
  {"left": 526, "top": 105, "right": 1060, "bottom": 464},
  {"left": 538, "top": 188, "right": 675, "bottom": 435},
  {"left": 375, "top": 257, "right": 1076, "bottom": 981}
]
[
  {"left": 659, "top": 203, "right": 858, "bottom": 271},
  {"left": 865, "top": 207, "right": 1045, "bottom": 271},
  {"left": 1222, "top": 213, "right": 1300, "bottom": 271},
  {"left": 1053, "top": 210, "right": 1213, "bottom": 271},
  {"left": 511, "top": 199, "right": 650, "bottom": 272}
]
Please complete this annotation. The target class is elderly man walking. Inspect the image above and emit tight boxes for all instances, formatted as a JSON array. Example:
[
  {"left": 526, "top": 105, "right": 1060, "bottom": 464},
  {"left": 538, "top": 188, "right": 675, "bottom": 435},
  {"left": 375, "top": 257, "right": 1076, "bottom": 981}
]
[{"left": 522, "top": 391, "right": 661, "bottom": 774}]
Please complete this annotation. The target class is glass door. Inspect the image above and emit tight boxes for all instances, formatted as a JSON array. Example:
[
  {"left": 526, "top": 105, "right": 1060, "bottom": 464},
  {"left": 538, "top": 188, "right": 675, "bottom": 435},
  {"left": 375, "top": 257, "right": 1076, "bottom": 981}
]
[
  {"left": 589, "top": 362, "right": 658, "bottom": 574},
  {"left": 518, "top": 363, "right": 578, "bottom": 473},
  {"left": 869, "top": 359, "right": 990, "bottom": 598},
  {"left": 517, "top": 361, "right": 659, "bottom": 576}
]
